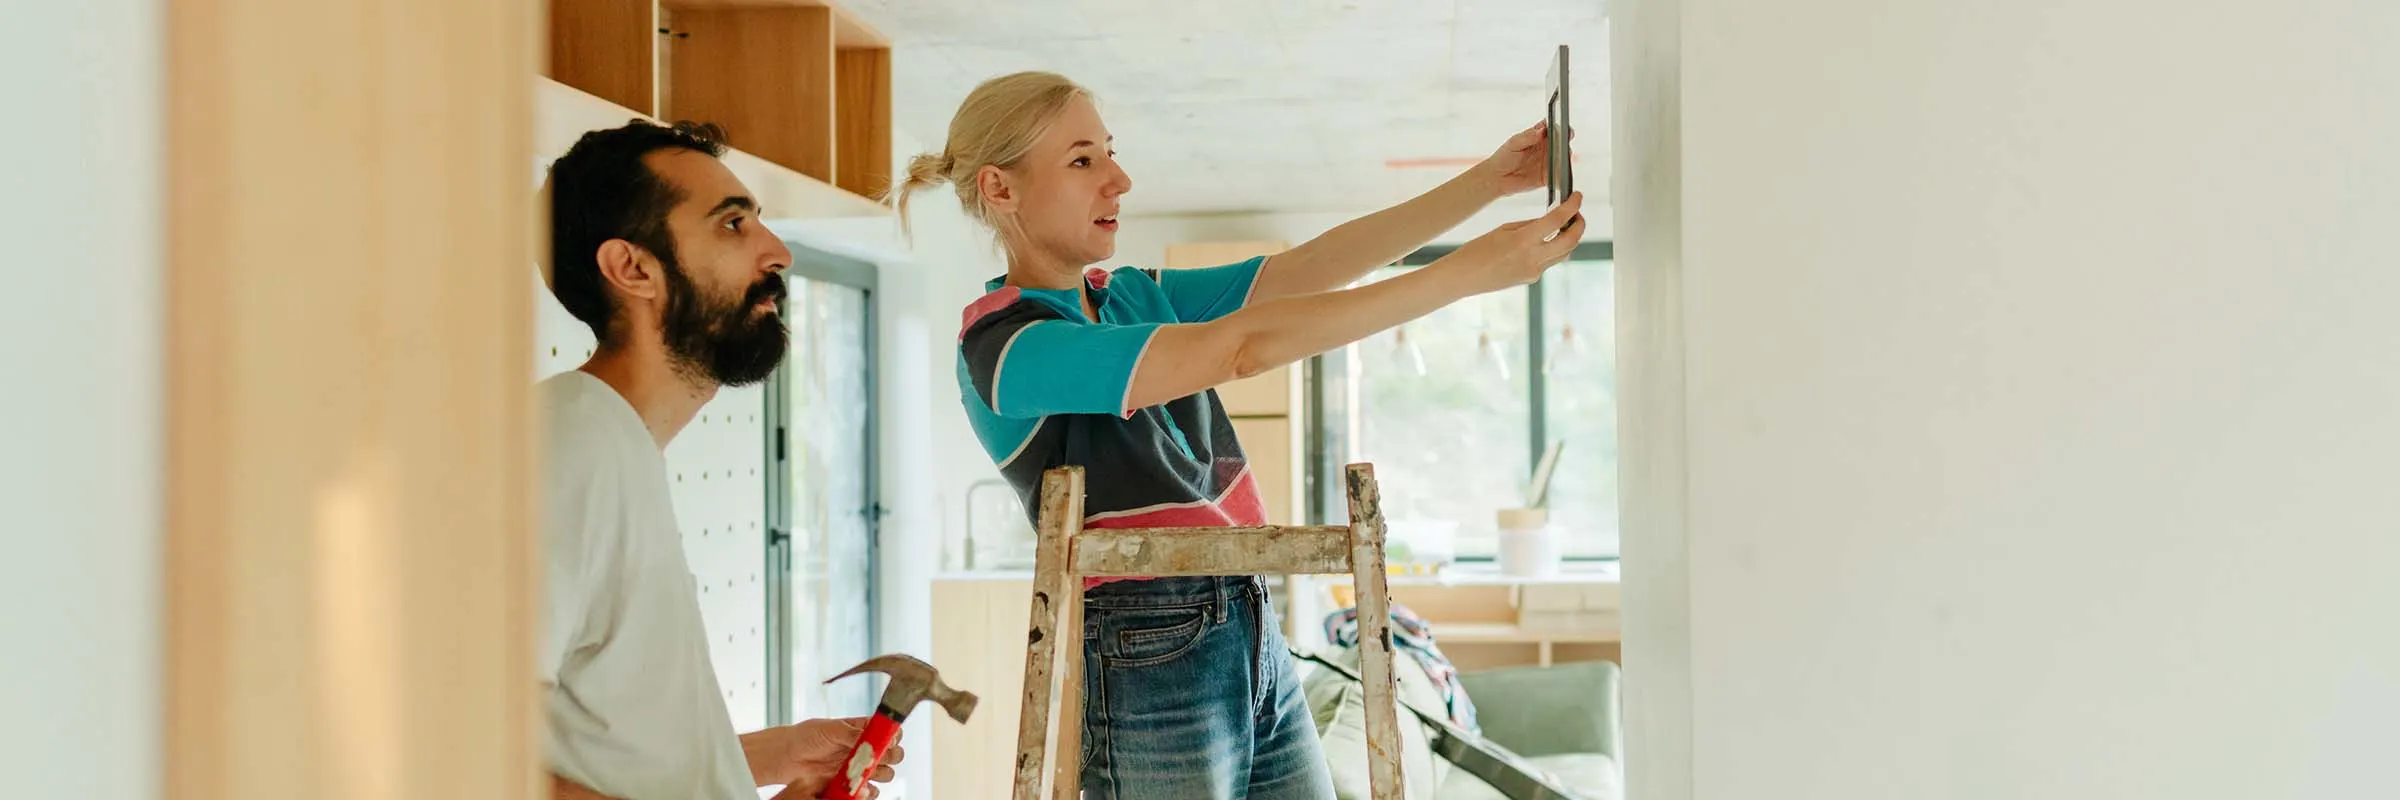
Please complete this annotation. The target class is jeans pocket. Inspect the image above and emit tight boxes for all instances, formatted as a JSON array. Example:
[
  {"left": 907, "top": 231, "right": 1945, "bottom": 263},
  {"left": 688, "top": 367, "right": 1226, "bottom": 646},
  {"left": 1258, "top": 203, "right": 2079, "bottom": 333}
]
[{"left": 1104, "top": 605, "right": 1210, "bottom": 668}]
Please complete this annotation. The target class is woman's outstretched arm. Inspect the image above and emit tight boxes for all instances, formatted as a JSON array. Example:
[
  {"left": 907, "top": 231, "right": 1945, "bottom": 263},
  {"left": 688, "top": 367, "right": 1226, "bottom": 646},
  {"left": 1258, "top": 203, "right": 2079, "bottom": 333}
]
[{"left": 1250, "top": 122, "right": 1556, "bottom": 301}]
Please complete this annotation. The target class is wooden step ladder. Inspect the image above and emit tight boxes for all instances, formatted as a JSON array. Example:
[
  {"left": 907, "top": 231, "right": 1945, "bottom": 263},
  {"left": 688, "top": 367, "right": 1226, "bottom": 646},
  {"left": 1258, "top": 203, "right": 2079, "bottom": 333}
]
[{"left": 1012, "top": 463, "right": 1405, "bottom": 800}]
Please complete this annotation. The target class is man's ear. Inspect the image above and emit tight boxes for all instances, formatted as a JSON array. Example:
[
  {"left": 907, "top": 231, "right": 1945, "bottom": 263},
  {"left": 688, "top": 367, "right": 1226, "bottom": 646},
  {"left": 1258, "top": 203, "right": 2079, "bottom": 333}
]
[
  {"left": 976, "top": 165, "right": 1017, "bottom": 216},
  {"left": 594, "top": 239, "right": 665, "bottom": 302}
]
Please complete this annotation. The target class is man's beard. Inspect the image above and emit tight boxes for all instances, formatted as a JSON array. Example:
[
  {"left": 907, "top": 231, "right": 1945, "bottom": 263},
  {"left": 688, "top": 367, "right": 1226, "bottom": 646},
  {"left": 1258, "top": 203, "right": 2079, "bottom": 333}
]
[{"left": 659, "top": 254, "right": 788, "bottom": 387}]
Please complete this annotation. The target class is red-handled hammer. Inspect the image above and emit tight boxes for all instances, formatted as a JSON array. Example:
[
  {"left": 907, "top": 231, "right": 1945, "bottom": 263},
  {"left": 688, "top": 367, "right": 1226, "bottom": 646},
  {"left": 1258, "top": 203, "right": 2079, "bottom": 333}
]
[{"left": 818, "top": 654, "right": 978, "bottom": 800}]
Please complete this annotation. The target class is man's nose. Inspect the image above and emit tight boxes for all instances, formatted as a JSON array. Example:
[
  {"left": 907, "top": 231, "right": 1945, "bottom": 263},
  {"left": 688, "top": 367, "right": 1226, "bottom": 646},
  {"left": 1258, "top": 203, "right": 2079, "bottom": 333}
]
[{"left": 764, "top": 235, "right": 792, "bottom": 273}]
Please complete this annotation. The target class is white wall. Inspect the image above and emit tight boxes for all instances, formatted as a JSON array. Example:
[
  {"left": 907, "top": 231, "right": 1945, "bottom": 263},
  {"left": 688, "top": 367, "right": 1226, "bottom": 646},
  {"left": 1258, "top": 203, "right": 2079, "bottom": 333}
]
[
  {"left": 1610, "top": 0, "right": 1691, "bottom": 798},
  {"left": 0, "top": 1, "right": 162, "bottom": 796},
  {"left": 1620, "top": 1, "right": 2400, "bottom": 798}
]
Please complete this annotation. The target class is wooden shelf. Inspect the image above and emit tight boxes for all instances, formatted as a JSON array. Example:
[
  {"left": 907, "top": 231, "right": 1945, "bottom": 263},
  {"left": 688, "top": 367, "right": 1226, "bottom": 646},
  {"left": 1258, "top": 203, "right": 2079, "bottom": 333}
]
[
  {"left": 1324, "top": 566, "right": 1620, "bottom": 588},
  {"left": 1305, "top": 573, "right": 1622, "bottom": 670},
  {"left": 537, "top": 77, "right": 888, "bottom": 220},
  {"left": 1432, "top": 623, "right": 1618, "bottom": 644},
  {"left": 544, "top": 0, "right": 892, "bottom": 205}
]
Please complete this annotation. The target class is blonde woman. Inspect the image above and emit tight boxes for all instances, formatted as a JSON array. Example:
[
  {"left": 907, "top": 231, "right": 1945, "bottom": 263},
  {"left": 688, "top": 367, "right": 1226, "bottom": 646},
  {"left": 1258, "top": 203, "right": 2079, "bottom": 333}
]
[{"left": 890, "top": 72, "right": 1585, "bottom": 798}]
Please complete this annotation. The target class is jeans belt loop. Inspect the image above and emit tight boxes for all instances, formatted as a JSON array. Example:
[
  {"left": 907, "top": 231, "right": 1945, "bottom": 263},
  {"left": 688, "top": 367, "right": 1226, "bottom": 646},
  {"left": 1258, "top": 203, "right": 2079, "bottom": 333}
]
[{"left": 1214, "top": 577, "right": 1231, "bottom": 624}]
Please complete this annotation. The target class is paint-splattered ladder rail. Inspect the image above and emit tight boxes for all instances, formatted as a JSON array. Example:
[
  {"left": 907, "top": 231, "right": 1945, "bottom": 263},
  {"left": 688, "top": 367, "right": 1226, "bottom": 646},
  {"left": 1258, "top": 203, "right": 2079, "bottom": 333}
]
[{"left": 1010, "top": 463, "right": 1405, "bottom": 800}]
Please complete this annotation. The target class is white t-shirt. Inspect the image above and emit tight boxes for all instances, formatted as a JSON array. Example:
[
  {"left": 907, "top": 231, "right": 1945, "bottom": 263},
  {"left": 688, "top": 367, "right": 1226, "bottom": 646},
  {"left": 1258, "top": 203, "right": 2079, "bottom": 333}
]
[{"left": 541, "top": 371, "right": 755, "bottom": 799}]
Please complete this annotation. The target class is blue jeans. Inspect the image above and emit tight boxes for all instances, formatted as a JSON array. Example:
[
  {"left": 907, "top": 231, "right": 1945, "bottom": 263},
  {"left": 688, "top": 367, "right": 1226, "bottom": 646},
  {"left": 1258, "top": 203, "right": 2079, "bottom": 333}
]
[{"left": 1079, "top": 576, "right": 1337, "bottom": 799}]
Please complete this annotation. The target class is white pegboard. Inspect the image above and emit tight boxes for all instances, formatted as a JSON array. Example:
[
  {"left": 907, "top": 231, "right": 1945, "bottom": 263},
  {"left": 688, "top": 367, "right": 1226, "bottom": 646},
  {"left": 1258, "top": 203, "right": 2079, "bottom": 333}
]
[
  {"left": 534, "top": 269, "right": 773, "bottom": 734},
  {"left": 665, "top": 384, "right": 770, "bottom": 733},
  {"left": 533, "top": 269, "right": 598, "bottom": 377}
]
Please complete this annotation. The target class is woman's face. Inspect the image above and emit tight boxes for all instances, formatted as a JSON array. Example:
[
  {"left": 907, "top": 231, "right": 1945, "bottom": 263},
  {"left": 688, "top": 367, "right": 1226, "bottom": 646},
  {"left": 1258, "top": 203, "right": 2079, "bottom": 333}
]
[{"left": 993, "top": 95, "right": 1134, "bottom": 270}]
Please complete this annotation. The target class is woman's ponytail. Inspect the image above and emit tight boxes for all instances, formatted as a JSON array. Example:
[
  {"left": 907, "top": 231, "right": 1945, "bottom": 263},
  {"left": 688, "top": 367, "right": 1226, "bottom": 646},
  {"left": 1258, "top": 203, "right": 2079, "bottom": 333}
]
[{"left": 887, "top": 150, "right": 955, "bottom": 239}]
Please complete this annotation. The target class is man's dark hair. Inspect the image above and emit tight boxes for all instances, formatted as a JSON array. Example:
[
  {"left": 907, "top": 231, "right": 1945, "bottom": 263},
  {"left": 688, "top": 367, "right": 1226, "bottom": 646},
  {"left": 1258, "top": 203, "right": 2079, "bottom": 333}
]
[{"left": 545, "top": 120, "right": 729, "bottom": 342}]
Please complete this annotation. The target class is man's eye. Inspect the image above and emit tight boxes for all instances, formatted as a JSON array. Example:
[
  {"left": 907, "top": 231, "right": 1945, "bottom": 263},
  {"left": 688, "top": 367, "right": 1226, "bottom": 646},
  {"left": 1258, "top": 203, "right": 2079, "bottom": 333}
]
[{"left": 726, "top": 216, "right": 745, "bottom": 232}]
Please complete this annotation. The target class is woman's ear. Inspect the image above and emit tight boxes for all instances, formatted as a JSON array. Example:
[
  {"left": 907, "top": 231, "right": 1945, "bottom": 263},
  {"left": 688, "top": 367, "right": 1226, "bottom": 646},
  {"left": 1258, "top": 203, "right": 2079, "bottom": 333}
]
[
  {"left": 594, "top": 239, "right": 664, "bottom": 303},
  {"left": 976, "top": 164, "right": 1018, "bottom": 216}
]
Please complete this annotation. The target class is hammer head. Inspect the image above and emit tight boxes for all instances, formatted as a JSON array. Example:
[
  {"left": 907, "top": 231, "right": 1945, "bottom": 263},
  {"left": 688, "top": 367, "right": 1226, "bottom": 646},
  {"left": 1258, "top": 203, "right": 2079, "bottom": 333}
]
[{"left": 826, "top": 654, "right": 978, "bottom": 723}]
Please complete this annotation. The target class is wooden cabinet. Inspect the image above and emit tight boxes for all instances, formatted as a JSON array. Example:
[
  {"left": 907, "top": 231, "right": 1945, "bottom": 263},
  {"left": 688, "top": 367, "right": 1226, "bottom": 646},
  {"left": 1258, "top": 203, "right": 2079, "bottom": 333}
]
[
  {"left": 545, "top": 0, "right": 894, "bottom": 201},
  {"left": 1230, "top": 416, "right": 1301, "bottom": 524},
  {"left": 548, "top": 0, "right": 655, "bottom": 114},
  {"left": 931, "top": 576, "right": 1035, "bottom": 800},
  {"left": 1216, "top": 366, "right": 1298, "bottom": 417}
]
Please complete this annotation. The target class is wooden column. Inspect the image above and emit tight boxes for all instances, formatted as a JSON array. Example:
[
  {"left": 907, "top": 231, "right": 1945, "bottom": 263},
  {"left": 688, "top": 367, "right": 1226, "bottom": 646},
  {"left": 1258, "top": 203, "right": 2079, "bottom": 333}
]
[{"left": 166, "top": 0, "right": 540, "bottom": 798}]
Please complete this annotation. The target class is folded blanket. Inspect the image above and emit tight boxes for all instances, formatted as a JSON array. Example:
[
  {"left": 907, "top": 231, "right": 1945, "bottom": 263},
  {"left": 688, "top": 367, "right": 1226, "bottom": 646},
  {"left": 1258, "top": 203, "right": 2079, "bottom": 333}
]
[{"left": 1324, "top": 603, "right": 1480, "bottom": 732}]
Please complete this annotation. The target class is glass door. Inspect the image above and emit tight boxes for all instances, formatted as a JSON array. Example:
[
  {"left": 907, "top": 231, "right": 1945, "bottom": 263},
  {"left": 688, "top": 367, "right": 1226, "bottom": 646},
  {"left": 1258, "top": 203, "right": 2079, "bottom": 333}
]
[{"left": 766, "top": 247, "right": 879, "bottom": 725}]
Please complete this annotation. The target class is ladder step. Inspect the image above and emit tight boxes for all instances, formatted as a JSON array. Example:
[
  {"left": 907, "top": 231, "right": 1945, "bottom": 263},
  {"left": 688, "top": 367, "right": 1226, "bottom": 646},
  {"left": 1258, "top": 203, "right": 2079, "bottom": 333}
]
[{"left": 1073, "top": 525, "right": 1353, "bottom": 577}]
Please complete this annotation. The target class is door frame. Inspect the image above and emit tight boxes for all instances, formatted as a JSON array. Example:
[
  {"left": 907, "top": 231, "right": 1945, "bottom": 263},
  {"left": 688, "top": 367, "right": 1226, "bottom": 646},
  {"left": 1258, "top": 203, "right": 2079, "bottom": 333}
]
[{"left": 763, "top": 243, "right": 881, "bottom": 727}]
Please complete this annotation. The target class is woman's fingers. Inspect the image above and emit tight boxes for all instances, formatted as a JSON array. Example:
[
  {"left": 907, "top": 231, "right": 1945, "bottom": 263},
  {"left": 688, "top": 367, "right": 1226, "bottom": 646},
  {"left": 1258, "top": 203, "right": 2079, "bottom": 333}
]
[
  {"left": 1546, "top": 212, "right": 1589, "bottom": 260},
  {"left": 1533, "top": 192, "right": 1585, "bottom": 233}
]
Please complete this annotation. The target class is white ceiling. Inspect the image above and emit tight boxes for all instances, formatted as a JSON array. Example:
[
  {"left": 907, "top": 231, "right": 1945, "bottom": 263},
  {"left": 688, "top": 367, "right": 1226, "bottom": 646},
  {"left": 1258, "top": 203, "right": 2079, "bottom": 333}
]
[{"left": 840, "top": 0, "right": 1611, "bottom": 216}]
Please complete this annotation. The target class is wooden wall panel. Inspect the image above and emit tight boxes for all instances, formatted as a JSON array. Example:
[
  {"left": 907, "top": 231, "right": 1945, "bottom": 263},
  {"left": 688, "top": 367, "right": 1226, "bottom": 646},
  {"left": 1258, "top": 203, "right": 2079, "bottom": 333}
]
[{"left": 166, "top": 0, "right": 540, "bottom": 798}]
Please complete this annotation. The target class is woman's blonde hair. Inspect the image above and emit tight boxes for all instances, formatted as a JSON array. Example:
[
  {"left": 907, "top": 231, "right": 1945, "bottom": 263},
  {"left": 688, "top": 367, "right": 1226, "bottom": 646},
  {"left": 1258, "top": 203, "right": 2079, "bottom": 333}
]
[{"left": 886, "top": 71, "right": 1091, "bottom": 243}]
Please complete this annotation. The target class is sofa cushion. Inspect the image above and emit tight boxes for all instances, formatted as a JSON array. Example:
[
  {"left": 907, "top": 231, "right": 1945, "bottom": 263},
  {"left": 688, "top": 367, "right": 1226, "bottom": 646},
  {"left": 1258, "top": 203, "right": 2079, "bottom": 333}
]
[
  {"left": 1454, "top": 661, "right": 1621, "bottom": 760},
  {"left": 1300, "top": 646, "right": 1623, "bottom": 800}
]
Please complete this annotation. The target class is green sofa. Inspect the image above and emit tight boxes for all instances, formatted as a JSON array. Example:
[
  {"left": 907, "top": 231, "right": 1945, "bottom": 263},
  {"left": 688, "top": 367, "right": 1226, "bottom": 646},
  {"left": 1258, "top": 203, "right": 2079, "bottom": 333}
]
[{"left": 1300, "top": 646, "right": 1622, "bottom": 800}]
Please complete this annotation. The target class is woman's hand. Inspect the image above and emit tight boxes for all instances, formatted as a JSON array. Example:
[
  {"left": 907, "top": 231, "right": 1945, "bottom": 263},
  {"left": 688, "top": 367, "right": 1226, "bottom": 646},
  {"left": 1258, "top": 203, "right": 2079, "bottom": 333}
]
[
  {"left": 1477, "top": 121, "right": 1565, "bottom": 198},
  {"left": 1437, "top": 192, "right": 1589, "bottom": 294}
]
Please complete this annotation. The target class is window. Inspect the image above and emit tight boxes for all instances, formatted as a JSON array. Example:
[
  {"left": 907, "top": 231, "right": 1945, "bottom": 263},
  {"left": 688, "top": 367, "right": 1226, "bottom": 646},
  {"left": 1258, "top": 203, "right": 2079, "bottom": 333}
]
[
  {"left": 1308, "top": 243, "right": 1616, "bottom": 560},
  {"left": 1538, "top": 259, "right": 1619, "bottom": 558},
  {"left": 765, "top": 245, "right": 881, "bottom": 725}
]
